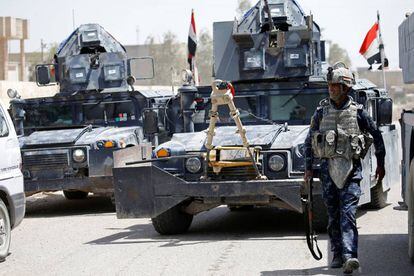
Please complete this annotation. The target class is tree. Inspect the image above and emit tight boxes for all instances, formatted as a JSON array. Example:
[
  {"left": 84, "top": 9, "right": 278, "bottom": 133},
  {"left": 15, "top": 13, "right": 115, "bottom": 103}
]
[
  {"left": 145, "top": 31, "right": 186, "bottom": 86},
  {"left": 328, "top": 43, "right": 352, "bottom": 68},
  {"left": 236, "top": 0, "right": 252, "bottom": 18},
  {"left": 196, "top": 28, "right": 213, "bottom": 85}
]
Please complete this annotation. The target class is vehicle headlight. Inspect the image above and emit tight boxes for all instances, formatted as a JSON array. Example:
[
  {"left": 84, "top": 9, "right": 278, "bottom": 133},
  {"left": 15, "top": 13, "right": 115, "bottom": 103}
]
[
  {"left": 72, "top": 149, "right": 86, "bottom": 163},
  {"left": 268, "top": 154, "right": 285, "bottom": 172},
  {"left": 185, "top": 157, "right": 202, "bottom": 173}
]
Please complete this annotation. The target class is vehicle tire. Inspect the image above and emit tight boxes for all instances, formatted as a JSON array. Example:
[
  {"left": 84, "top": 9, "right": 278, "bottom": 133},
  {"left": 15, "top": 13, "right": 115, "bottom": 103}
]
[
  {"left": 63, "top": 190, "right": 89, "bottom": 200},
  {"left": 0, "top": 200, "right": 11, "bottom": 262},
  {"left": 227, "top": 205, "right": 254, "bottom": 212},
  {"left": 152, "top": 205, "right": 193, "bottom": 235},
  {"left": 368, "top": 182, "right": 388, "bottom": 209},
  {"left": 408, "top": 161, "right": 414, "bottom": 262},
  {"left": 312, "top": 195, "right": 329, "bottom": 233}
]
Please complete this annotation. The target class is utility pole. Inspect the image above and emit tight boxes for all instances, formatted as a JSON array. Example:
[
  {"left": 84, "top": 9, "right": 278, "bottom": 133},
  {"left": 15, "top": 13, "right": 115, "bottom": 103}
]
[
  {"left": 40, "top": 39, "right": 47, "bottom": 63},
  {"left": 72, "top": 9, "right": 76, "bottom": 30},
  {"left": 136, "top": 26, "right": 139, "bottom": 44}
]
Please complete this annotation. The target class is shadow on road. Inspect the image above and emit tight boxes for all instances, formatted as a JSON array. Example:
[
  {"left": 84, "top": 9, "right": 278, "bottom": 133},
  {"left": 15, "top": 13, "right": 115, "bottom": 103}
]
[
  {"left": 261, "top": 233, "right": 414, "bottom": 275},
  {"left": 87, "top": 206, "right": 328, "bottom": 246},
  {"left": 25, "top": 193, "right": 115, "bottom": 218}
]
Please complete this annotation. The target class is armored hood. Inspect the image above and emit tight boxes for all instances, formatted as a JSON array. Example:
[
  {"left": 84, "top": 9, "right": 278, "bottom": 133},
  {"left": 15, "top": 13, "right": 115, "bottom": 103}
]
[
  {"left": 21, "top": 126, "right": 140, "bottom": 149},
  {"left": 171, "top": 125, "right": 285, "bottom": 151}
]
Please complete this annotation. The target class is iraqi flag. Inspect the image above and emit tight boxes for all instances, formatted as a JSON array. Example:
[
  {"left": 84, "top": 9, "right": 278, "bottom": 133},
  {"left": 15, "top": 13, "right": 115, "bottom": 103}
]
[
  {"left": 187, "top": 9, "right": 197, "bottom": 71},
  {"left": 359, "top": 22, "right": 388, "bottom": 69}
]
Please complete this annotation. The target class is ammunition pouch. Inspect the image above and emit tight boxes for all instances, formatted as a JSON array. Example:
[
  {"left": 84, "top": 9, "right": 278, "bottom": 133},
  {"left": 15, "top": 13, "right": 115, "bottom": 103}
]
[{"left": 312, "top": 130, "right": 373, "bottom": 160}]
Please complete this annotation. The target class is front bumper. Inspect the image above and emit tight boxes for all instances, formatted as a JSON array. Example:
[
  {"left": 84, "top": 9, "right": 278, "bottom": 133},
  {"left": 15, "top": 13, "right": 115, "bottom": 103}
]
[
  {"left": 114, "top": 163, "right": 322, "bottom": 219},
  {"left": 24, "top": 176, "right": 114, "bottom": 194}
]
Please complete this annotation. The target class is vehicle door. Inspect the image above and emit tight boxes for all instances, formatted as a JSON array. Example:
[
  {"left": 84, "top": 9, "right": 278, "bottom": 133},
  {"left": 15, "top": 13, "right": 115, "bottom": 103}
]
[{"left": 0, "top": 104, "right": 21, "bottom": 182}]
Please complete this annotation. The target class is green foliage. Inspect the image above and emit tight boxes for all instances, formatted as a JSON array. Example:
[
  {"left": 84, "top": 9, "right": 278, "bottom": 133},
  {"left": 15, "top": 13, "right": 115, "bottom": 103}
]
[
  {"left": 197, "top": 28, "right": 213, "bottom": 85},
  {"left": 145, "top": 31, "right": 186, "bottom": 86},
  {"left": 328, "top": 43, "right": 352, "bottom": 68},
  {"left": 236, "top": 0, "right": 252, "bottom": 18},
  {"left": 144, "top": 29, "right": 213, "bottom": 86}
]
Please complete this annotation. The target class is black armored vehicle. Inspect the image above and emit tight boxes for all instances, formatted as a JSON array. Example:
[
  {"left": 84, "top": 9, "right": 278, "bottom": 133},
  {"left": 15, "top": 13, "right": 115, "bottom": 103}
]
[
  {"left": 8, "top": 24, "right": 170, "bottom": 200},
  {"left": 114, "top": 0, "right": 398, "bottom": 234},
  {"left": 398, "top": 11, "right": 414, "bottom": 261}
]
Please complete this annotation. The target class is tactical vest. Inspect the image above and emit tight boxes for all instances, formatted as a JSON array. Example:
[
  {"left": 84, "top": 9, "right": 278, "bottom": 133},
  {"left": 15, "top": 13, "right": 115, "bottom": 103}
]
[{"left": 312, "top": 98, "right": 373, "bottom": 160}]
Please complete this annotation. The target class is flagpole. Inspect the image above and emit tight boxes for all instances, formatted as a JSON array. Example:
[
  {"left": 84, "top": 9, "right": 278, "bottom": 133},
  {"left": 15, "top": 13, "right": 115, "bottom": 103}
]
[{"left": 377, "top": 10, "right": 387, "bottom": 90}]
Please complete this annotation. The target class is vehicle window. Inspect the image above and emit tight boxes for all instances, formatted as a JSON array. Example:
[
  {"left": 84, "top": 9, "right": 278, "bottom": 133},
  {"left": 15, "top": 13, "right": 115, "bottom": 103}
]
[
  {"left": 24, "top": 104, "right": 73, "bottom": 128},
  {"left": 199, "top": 96, "right": 258, "bottom": 124},
  {"left": 82, "top": 100, "right": 136, "bottom": 124},
  {"left": 270, "top": 93, "right": 327, "bottom": 122},
  {"left": 0, "top": 108, "right": 10, "bottom": 137}
]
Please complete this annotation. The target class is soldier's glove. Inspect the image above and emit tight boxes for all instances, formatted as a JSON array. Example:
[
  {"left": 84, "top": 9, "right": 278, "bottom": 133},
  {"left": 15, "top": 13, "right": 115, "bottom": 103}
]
[
  {"left": 375, "top": 166, "right": 385, "bottom": 182},
  {"left": 304, "top": 170, "right": 313, "bottom": 183}
]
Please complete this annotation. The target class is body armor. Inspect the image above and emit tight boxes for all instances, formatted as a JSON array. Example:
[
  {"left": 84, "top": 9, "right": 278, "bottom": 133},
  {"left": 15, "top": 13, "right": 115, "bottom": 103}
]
[{"left": 312, "top": 98, "right": 373, "bottom": 188}]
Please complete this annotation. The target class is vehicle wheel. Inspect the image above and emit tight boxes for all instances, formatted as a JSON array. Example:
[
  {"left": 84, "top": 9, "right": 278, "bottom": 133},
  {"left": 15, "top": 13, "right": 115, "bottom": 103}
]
[
  {"left": 312, "top": 195, "right": 328, "bottom": 233},
  {"left": 0, "top": 200, "right": 11, "bottom": 262},
  {"left": 152, "top": 205, "right": 193, "bottom": 235},
  {"left": 227, "top": 205, "right": 254, "bottom": 212},
  {"left": 63, "top": 190, "right": 89, "bottom": 200},
  {"left": 368, "top": 182, "right": 388, "bottom": 209},
  {"left": 408, "top": 161, "right": 414, "bottom": 262}
]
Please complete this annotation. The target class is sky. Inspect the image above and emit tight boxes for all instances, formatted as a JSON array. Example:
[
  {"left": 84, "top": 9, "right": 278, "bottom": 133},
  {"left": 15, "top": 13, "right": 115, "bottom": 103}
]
[{"left": 1, "top": 0, "right": 412, "bottom": 69}]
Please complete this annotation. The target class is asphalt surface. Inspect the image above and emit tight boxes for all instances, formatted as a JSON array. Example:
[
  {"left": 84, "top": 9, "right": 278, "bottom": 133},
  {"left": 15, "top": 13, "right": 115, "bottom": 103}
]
[{"left": 1, "top": 184, "right": 413, "bottom": 276}]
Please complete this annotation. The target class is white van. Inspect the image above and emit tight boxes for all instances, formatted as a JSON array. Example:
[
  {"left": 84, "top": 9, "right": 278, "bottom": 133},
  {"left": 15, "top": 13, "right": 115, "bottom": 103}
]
[{"left": 0, "top": 101, "right": 25, "bottom": 261}]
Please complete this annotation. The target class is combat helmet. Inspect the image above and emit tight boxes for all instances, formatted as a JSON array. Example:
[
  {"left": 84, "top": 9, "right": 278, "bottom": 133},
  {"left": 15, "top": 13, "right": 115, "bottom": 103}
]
[{"left": 327, "top": 62, "right": 356, "bottom": 88}]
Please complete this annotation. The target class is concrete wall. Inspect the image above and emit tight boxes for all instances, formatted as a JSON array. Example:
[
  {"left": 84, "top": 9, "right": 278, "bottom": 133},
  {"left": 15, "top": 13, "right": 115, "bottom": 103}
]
[
  {"left": 0, "top": 81, "right": 174, "bottom": 107},
  {"left": 0, "top": 81, "right": 57, "bottom": 106}
]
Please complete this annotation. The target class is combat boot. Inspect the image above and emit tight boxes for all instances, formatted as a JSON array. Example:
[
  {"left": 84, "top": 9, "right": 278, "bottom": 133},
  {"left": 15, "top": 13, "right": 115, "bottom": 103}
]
[
  {"left": 343, "top": 258, "right": 360, "bottom": 274},
  {"left": 330, "top": 254, "right": 343, "bottom": 268}
]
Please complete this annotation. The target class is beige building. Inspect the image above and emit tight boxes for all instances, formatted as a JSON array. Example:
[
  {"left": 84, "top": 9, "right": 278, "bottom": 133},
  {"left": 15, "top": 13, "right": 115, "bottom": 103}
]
[{"left": 0, "top": 17, "right": 28, "bottom": 81}]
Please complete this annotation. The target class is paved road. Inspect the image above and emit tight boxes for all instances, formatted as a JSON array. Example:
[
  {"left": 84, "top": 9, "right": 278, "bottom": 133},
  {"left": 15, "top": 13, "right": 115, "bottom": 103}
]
[{"left": 1, "top": 185, "right": 413, "bottom": 276}]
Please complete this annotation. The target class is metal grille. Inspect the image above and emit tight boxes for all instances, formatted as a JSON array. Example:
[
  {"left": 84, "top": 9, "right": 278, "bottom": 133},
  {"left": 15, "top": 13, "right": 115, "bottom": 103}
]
[
  {"left": 208, "top": 165, "right": 258, "bottom": 181},
  {"left": 23, "top": 153, "right": 69, "bottom": 168}
]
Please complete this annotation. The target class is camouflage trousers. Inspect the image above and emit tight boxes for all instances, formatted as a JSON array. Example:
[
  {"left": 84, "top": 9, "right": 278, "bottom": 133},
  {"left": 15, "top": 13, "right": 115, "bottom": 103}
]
[{"left": 321, "top": 171, "right": 361, "bottom": 259}]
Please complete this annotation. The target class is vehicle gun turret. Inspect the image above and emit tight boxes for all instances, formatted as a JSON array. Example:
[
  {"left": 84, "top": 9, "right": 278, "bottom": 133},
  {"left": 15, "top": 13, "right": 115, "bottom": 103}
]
[
  {"left": 35, "top": 24, "right": 154, "bottom": 94},
  {"left": 214, "top": 0, "right": 325, "bottom": 82}
]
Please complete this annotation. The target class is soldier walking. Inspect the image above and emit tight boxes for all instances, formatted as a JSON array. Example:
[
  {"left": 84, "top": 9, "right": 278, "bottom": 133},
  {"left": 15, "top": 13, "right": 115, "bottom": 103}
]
[{"left": 304, "top": 62, "right": 386, "bottom": 274}]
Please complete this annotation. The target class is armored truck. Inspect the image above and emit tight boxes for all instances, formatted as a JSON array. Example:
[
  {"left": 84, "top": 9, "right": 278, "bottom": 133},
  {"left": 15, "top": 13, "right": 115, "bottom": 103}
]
[
  {"left": 113, "top": 0, "right": 398, "bottom": 234},
  {"left": 398, "top": 11, "right": 414, "bottom": 262},
  {"left": 8, "top": 24, "right": 171, "bottom": 200}
]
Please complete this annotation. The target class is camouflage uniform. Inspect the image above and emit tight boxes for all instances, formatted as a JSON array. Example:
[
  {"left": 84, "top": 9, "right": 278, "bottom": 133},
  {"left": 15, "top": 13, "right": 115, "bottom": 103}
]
[{"left": 304, "top": 96, "right": 385, "bottom": 260}]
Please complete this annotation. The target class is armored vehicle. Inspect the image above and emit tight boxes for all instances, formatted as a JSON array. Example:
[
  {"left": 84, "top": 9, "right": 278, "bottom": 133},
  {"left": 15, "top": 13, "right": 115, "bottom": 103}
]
[
  {"left": 113, "top": 0, "right": 398, "bottom": 234},
  {"left": 398, "top": 11, "right": 414, "bottom": 262},
  {"left": 8, "top": 24, "right": 170, "bottom": 200}
]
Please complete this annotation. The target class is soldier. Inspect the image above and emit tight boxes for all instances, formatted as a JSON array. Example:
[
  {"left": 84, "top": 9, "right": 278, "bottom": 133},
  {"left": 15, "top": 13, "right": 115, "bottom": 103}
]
[{"left": 303, "top": 62, "right": 386, "bottom": 274}]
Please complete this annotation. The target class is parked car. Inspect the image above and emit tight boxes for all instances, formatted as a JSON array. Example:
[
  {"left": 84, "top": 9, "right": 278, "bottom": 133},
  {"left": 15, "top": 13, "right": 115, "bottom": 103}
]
[{"left": 0, "top": 100, "right": 25, "bottom": 261}]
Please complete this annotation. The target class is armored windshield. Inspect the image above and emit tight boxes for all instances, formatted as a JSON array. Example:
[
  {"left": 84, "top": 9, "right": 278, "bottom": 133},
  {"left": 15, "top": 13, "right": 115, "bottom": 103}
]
[
  {"left": 193, "top": 92, "right": 327, "bottom": 127},
  {"left": 270, "top": 93, "right": 327, "bottom": 123},
  {"left": 23, "top": 102, "right": 74, "bottom": 129},
  {"left": 193, "top": 96, "right": 260, "bottom": 126},
  {"left": 15, "top": 97, "right": 141, "bottom": 133},
  {"left": 82, "top": 100, "right": 137, "bottom": 125}
]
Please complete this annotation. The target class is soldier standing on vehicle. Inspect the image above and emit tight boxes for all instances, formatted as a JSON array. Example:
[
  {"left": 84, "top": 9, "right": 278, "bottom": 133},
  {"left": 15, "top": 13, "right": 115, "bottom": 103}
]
[{"left": 303, "top": 62, "right": 386, "bottom": 274}]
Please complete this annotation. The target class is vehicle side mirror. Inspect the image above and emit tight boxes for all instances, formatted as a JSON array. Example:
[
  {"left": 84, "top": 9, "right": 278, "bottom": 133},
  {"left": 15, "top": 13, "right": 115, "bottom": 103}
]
[
  {"left": 320, "top": 41, "right": 326, "bottom": 62},
  {"left": 143, "top": 109, "right": 159, "bottom": 135},
  {"left": 127, "top": 57, "right": 155, "bottom": 82},
  {"left": 377, "top": 98, "right": 393, "bottom": 126},
  {"left": 36, "top": 64, "right": 57, "bottom": 86}
]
